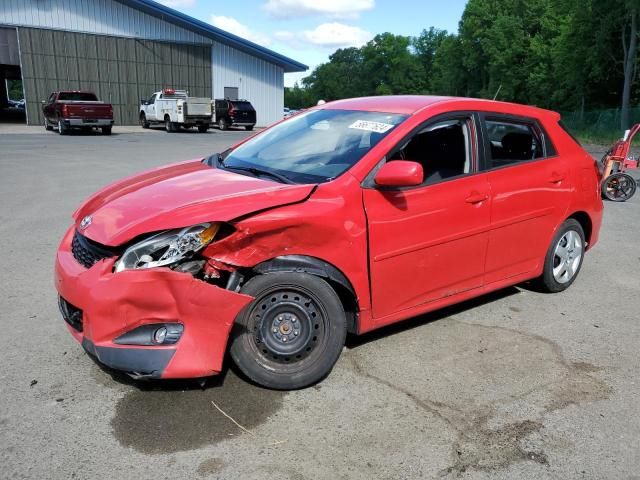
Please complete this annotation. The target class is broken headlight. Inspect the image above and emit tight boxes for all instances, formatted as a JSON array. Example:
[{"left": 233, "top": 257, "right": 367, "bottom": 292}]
[{"left": 114, "top": 223, "right": 220, "bottom": 272}]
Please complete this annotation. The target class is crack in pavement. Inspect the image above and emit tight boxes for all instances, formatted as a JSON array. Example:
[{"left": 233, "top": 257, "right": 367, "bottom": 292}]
[{"left": 345, "top": 318, "right": 612, "bottom": 477}]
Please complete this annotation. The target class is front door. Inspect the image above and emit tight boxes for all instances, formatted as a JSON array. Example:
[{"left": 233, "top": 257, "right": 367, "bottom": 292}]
[{"left": 363, "top": 115, "right": 491, "bottom": 322}]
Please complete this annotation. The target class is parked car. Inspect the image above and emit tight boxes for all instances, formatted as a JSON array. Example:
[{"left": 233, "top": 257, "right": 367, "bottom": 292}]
[
  {"left": 213, "top": 99, "right": 256, "bottom": 130},
  {"left": 55, "top": 96, "right": 603, "bottom": 390},
  {"left": 43, "top": 91, "right": 114, "bottom": 135},
  {"left": 7, "top": 99, "right": 25, "bottom": 109},
  {"left": 140, "top": 89, "right": 212, "bottom": 132},
  {"left": 284, "top": 107, "right": 300, "bottom": 119}
]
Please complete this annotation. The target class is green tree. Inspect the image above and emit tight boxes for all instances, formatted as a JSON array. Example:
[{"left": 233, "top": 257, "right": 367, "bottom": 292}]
[
  {"left": 284, "top": 82, "right": 313, "bottom": 109},
  {"left": 430, "top": 34, "right": 466, "bottom": 96},
  {"left": 297, "top": 0, "right": 638, "bottom": 122},
  {"left": 361, "top": 33, "right": 427, "bottom": 95},
  {"left": 413, "top": 27, "right": 449, "bottom": 90}
]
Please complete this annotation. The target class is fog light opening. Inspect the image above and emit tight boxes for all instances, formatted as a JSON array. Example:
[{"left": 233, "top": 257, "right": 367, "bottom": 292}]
[{"left": 153, "top": 327, "right": 168, "bottom": 344}]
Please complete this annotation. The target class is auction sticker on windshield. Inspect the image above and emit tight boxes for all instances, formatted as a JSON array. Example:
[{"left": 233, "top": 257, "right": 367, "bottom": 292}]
[{"left": 348, "top": 120, "right": 395, "bottom": 133}]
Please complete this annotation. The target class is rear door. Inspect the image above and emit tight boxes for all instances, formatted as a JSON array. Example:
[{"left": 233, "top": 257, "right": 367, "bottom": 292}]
[
  {"left": 480, "top": 114, "right": 571, "bottom": 284},
  {"left": 363, "top": 113, "right": 491, "bottom": 321}
]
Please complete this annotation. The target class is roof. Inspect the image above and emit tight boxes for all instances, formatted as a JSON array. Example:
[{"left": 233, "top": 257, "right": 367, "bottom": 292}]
[
  {"left": 117, "top": 0, "right": 308, "bottom": 73},
  {"left": 323, "top": 96, "right": 455, "bottom": 115},
  {"left": 322, "top": 95, "right": 560, "bottom": 119}
]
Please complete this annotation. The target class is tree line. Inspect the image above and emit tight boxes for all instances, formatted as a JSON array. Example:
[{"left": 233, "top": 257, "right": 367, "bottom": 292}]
[{"left": 286, "top": 0, "right": 640, "bottom": 128}]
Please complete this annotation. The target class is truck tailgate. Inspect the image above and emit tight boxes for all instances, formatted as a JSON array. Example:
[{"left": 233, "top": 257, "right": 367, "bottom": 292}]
[{"left": 62, "top": 102, "right": 112, "bottom": 119}]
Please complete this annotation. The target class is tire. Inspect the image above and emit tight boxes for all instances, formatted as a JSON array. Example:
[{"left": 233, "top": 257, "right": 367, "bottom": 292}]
[
  {"left": 230, "top": 272, "right": 347, "bottom": 390},
  {"left": 58, "top": 120, "right": 67, "bottom": 135},
  {"left": 140, "top": 113, "right": 149, "bottom": 129},
  {"left": 102, "top": 126, "right": 112, "bottom": 135},
  {"left": 218, "top": 118, "right": 228, "bottom": 131},
  {"left": 165, "top": 116, "right": 174, "bottom": 133},
  {"left": 245, "top": 125, "right": 254, "bottom": 131},
  {"left": 44, "top": 117, "right": 53, "bottom": 131},
  {"left": 538, "top": 219, "right": 585, "bottom": 293},
  {"left": 601, "top": 173, "right": 636, "bottom": 202},
  {"left": 198, "top": 125, "right": 209, "bottom": 133}
]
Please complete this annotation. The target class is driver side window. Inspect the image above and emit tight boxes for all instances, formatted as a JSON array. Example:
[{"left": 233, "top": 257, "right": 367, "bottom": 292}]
[
  {"left": 148, "top": 94, "right": 156, "bottom": 104},
  {"left": 389, "top": 117, "right": 475, "bottom": 185}
]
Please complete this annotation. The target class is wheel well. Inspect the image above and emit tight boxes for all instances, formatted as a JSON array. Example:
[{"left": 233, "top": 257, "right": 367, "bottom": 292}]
[
  {"left": 251, "top": 256, "right": 360, "bottom": 334},
  {"left": 164, "top": 114, "right": 170, "bottom": 121},
  {"left": 568, "top": 211, "right": 593, "bottom": 247}
]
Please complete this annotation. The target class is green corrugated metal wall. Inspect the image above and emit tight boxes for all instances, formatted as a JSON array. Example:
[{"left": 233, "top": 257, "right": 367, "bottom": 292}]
[{"left": 18, "top": 27, "right": 212, "bottom": 125}]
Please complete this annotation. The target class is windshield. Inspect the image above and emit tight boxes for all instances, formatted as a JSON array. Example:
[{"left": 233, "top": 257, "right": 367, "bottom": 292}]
[
  {"left": 221, "top": 109, "right": 407, "bottom": 184},
  {"left": 58, "top": 92, "right": 98, "bottom": 101}
]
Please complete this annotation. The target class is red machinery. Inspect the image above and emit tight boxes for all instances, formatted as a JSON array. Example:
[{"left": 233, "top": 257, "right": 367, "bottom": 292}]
[{"left": 601, "top": 124, "right": 639, "bottom": 201}]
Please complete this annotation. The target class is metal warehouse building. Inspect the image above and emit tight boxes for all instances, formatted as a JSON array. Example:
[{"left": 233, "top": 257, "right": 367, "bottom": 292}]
[{"left": 0, "top": 0, "right": 307, "bottom": 126}]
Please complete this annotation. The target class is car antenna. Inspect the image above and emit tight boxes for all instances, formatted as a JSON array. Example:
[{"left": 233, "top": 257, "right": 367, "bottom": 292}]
[{"left": 492, "top": 84, "right": 502, "bottom": 100}]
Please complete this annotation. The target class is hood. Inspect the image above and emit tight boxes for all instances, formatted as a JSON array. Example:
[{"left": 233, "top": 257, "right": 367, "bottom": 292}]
[{"left": 74, "top": 160, "right": 315, "bottom": 246}]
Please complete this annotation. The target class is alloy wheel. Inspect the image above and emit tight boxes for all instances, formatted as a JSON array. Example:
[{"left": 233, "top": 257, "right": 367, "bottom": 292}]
[{"left": 552, "top": 230, "right": 583, "bottom": 284}]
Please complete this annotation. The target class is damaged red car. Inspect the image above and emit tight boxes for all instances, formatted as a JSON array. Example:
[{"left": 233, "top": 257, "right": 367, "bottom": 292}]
[{"left": 55, "top": 96, "right": 603, "bottom": 389}]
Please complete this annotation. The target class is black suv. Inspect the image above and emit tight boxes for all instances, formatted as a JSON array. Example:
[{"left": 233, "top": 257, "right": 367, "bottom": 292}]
[{"left": 213, "top": 99, "right": 256, "bottom": 131}]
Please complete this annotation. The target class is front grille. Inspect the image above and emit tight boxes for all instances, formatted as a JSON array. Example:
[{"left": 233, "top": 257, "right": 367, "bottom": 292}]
[
  {"left": 58, "top": 296, "right": 83, "bottom": 332},
  {"left": 71, "top": 231, "right": 117, "bottom": 268}
]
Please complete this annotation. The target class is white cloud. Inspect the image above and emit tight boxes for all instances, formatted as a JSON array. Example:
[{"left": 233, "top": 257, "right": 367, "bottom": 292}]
[
  {"left": 264, "top": 0, "right": 374, "bottom": 19},
  {"left": 156, "top": 0, "right": 196, "bottom": 8},
  {"left": 210, "top": 16, "right": 272, "bottom": 46},
  {"left": 276, "top": 23, "right": 372, "bottom": 49}
]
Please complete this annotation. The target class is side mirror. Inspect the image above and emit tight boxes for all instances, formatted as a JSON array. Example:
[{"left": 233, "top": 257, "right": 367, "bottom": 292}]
[{"left": 374, "top": 161, "right": 424, "bottom": 187}]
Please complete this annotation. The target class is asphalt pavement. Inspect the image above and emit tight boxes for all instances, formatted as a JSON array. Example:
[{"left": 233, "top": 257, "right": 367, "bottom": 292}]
[{"left": 0, "top": 126, "right": 638, "bottom": 479}]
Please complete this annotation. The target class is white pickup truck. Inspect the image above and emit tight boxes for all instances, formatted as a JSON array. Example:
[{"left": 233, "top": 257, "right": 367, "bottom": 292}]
[{"left": 139, "top": 89, "right": 212, "bottom": 133}]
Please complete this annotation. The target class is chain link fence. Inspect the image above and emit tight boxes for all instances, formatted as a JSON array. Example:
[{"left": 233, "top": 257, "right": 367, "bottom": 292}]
[{"left": 560, "top": 108, "right": 640, "bottom": 144}]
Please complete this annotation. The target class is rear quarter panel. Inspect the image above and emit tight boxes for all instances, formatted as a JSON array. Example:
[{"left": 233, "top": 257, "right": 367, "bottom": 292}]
[{"left": 543, "top": 118, "right": 604, "bottom": 248}]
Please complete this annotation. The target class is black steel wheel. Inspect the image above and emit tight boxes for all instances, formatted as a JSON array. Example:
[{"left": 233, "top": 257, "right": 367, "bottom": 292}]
[
  {"left": 165, "top": 116, "right": 174, "bottom": 133},
  {"left": 230, "top": 272, "right": 347, "bottom": 390},
  {"left": 198, "top": 124, "right": 209, "bottom": 133},
  {"left": 140, "top": 113, "right": 149, "bottom": 129},
  {"left": 602, "top": 173, "right": 637, "bottom": 202}
]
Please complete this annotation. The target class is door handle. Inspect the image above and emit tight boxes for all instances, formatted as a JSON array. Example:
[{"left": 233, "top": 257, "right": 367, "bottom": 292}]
[
  {"left": 465, "top": 192, "right": 489, "bottom": 204},
  {"left": 548, "top": 173, "right": 565, "bottom": 184}
]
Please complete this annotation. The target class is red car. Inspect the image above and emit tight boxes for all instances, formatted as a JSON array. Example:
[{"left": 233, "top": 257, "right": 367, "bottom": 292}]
[
  {"left": 43, "top": 91, "right": 114, "bottom": 135},
  {"left": 54, "top": 96, "right": 603, "bottom": 389}
]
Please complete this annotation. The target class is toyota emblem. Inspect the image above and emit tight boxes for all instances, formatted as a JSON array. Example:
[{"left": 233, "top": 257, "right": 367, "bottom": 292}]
[{"left": 79, "top": 215, "right": 92, "bottom": 230}]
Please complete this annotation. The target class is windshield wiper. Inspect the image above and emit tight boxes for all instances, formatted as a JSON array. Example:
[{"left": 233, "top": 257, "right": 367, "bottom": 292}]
[{"left": 223, "top": 165, "right": 295, "bottom": 184}]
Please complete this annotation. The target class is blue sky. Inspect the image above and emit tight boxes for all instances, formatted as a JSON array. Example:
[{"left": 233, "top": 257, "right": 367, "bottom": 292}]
[{"left": 158, "top": 0, "right": 468, "bottom": 86}]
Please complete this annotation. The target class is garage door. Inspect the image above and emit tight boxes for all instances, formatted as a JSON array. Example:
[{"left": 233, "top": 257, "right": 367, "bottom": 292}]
[{"left": 18, "top": 27, "right": 212, "bottom": 125}]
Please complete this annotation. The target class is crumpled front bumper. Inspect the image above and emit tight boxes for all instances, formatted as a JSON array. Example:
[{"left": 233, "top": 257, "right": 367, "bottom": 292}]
[{"left": 54, "top": 226, "right": 253, "bottom": 379}]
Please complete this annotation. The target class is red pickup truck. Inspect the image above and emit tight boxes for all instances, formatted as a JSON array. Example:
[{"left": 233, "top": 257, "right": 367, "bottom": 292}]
[{"left": 43, "top": 91, "right": 114, "bottom": 135}]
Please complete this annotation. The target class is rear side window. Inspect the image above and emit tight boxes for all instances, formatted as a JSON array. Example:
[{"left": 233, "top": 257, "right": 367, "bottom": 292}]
[
  {"left": 57, "top": 92, "right": 98, "bottom": 101},
  {"left": 558, "top": 120, "right": 582, "bottom": 146},
  {"left": 232, "top": 101, "right": 254, "bottom": 111},
  {"left": 484, "top": 119, "right": 544, "bottom": 169}
]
